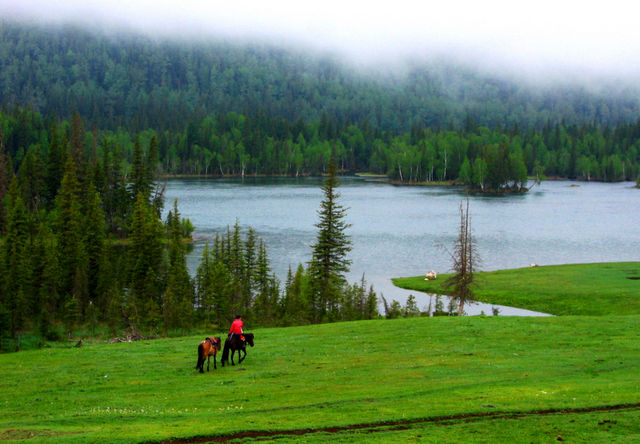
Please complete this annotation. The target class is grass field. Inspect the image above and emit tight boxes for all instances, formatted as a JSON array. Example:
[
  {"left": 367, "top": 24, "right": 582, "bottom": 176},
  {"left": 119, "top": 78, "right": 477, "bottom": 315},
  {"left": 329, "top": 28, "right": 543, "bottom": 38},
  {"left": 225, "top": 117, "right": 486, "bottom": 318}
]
[
  {"left": 1, "top": 262, "right": 639, "bottom": 443},
  {"left": 1, "top": 314, "right": 639, "bottom": 443},
  {"left": 392, "top": 262, "right": 640, "bottom": 316}
]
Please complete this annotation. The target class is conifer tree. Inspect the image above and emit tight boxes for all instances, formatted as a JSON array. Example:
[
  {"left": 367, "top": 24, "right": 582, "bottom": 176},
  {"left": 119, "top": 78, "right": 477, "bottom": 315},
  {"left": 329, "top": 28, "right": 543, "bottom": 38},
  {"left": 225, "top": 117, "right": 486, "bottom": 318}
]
[
  {"left": 84, "top": 181, "right": 107, "bottom": 309},
  {"left": 128, "top": 192, "right": 164, "bottom": 328},
  {"left": 62, "top": 295, "right": 79, "bottom": 339},
  {"left": 308, "top": 155, "right": 352, "bottom": 322},
  {"left": 253, "top": 240, "right": 278, "bottom": 325},
  {"left": 243, "top": 227, "right": 257, "bottom": 311},
  {"left": 363, "top": 285, "right": 379, "bottom": 319},
  {"left": 147, "top": 135, "right": 165, "bottom": 213},
  {"left": 104, "top": 142, "right": 130, "bottom": 236},
  {"left": 281, "top": 264, "right": 310, "bottom": 325},
  {"left": 403, "top": 295, "right": 420, "bottom": 317},
  {"left": 229, "top": 220, "right": 245, "bottom": 312},
  {"left": 445, "top": 198, "right": 480, "bottom": 315},
  {"left": 2, "top": 180, "right": 30, "bottom": 340},
  {"left": 209, "top": 261, "right": 233, "bottom": 325},
  {"left": 17, "top": 147, "right": 47, "bottom": 211},
  {"left": 195, "top": 242, "right": 212, "bottom": 319},
  {"left": 163, "top": 199, "right": 194, "bottom": 331},
  {"left": 129, "top": 137, "right": 151, "bottom": 204},
  {"left": 106, "top": 284, "right": 124, "bottom": 337},
  {"left": 45, "top": 122, "right": 67, "bottom": 209},
  {"left": 54, "top": 157, "right": 88, "bottom": 315},
  {"left": 33, "top": 223, "right": 59, "bottom": 338}
]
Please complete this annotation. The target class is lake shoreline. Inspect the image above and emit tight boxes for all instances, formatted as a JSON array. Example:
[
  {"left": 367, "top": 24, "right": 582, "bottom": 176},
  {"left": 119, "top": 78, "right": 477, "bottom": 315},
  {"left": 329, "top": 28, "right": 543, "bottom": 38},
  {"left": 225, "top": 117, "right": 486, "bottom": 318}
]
[{"left": 392, "top": 262, "right": 640, "bottom": 316}]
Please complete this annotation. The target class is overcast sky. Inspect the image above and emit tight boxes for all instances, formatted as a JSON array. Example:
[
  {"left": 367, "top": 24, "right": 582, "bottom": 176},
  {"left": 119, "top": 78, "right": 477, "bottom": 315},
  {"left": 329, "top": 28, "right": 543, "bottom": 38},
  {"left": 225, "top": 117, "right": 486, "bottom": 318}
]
[{"left": 3, "top": 0, "right": 640, "bottom": 79}]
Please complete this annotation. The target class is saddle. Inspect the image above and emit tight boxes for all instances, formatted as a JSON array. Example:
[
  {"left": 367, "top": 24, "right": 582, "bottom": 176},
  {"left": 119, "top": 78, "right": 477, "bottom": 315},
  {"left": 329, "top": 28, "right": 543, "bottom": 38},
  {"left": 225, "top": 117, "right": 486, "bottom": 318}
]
[{"left": 206, "top": 337, "right": 218, "bottom": 346}]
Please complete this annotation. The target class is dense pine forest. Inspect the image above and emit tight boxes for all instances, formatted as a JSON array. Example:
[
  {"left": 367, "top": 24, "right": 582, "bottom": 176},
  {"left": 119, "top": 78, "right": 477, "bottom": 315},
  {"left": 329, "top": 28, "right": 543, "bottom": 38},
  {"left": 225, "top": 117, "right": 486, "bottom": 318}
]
[
  {"left": 1, "top": 19, "right": 640, "bottom": 350},
  {"left": 0, "top": 112, "right": 380, "bottom": 350}
]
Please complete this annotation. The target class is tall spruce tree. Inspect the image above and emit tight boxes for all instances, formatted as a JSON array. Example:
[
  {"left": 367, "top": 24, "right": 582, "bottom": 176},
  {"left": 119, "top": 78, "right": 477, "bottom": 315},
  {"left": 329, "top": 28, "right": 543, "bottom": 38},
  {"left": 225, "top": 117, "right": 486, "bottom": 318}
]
[
  {"left": 308, "top": 155, "right": 352, "bottom": 322},
  {"left": 2, "top": 180, "right": 30, "bottom": 341},
  {"left": 128, "top": 192, "right": 164, "bottom": 329},
  {"left": 84, "top": 181, "right": 107, "bottom": 309},
  {"left": 163, "top": 199, "right": 194, "bottom": 332},
  {"left": 54, "top": 157, "right": 88, "bottom": 317},
  {"left": 33, "top": 222, "right": 59, "bottom": 339}
]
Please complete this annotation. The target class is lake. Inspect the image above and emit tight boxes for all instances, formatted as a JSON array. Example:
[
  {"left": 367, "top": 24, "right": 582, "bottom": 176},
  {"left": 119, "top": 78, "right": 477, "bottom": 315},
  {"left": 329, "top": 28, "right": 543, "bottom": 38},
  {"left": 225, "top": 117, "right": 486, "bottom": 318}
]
[{"left": 164, "top": 177, "right": 640, "bottom": 316}]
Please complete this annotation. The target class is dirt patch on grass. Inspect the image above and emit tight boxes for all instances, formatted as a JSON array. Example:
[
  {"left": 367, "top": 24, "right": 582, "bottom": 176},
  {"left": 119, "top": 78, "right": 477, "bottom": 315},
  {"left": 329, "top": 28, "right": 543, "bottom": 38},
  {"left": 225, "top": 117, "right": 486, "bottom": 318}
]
[
  {"left": 152, "top": 403, "right": 640, "bottom": 443},
  {"left": 0, "top": 429, "right": 77, "bottom": 440}
]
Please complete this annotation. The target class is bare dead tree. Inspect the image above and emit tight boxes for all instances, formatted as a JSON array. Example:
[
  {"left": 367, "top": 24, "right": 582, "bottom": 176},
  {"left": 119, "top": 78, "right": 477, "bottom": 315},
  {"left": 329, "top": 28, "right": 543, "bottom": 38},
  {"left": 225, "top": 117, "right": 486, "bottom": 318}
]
[{"left": 445, "top": 198, "right": 480, "bottom": 315}]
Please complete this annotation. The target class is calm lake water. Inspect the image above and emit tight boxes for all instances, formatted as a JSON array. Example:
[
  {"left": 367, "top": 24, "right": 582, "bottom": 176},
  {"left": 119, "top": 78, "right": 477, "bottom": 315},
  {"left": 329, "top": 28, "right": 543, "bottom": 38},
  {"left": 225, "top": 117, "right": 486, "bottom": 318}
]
[{"left": 164, "top": 177, "right": 640, "bottom": 316}]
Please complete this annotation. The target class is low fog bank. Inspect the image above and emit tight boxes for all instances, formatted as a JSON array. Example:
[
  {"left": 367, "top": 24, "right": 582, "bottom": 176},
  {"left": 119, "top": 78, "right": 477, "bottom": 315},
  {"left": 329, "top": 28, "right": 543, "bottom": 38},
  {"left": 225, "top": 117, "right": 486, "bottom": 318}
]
[{"left": 3, "top": 0, "right": 640, "bottom": 89}]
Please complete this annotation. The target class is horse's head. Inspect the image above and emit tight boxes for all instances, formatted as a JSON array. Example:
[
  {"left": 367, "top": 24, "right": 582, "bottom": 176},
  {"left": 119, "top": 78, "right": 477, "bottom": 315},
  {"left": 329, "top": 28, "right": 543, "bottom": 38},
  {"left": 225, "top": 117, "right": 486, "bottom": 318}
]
[{"left": 245, "top": 333, "right": 254, "bottom": 347}]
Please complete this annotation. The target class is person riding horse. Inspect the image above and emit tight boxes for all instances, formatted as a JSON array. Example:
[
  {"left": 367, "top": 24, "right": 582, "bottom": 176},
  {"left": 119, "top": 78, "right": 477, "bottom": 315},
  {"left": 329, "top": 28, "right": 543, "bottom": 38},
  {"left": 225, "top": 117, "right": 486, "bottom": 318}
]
[
  {"left": 221, "top": 315, "right": 254, "bottom": 366},
  {"left": 228, "top": 314, "right": 244, "bottom": 342}
]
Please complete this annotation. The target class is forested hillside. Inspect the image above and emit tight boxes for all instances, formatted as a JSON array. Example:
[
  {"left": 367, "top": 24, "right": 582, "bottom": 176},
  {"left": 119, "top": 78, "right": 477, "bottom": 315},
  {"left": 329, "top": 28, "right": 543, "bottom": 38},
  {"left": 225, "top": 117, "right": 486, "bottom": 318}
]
[{"left": 2, "top": 20, "right": 640, "bottom": 134}]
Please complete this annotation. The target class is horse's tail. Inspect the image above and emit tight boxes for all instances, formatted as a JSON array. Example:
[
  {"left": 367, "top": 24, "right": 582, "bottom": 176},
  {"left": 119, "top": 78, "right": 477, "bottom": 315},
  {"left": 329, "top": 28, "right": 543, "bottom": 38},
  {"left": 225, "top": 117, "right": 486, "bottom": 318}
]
[
  {"left": 196, "top": 343, "right": 205, "bottom": 371},
  {"left": 221, "top": 338, "right": 230, "bottom": 364}
]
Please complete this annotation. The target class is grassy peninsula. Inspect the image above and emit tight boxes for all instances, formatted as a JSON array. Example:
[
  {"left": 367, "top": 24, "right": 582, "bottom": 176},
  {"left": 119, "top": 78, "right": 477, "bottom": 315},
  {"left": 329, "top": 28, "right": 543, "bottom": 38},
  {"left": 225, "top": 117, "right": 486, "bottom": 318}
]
[{"left": 392, "top": 262, "right": 640, "bottom": 316}]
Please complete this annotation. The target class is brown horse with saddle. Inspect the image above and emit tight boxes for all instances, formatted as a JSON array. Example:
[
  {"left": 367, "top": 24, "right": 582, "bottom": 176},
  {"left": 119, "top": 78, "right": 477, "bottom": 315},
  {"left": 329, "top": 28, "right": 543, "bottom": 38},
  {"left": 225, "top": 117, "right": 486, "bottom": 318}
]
[{"left": 195, "top": 337, "right": 222, "bottom": 373}]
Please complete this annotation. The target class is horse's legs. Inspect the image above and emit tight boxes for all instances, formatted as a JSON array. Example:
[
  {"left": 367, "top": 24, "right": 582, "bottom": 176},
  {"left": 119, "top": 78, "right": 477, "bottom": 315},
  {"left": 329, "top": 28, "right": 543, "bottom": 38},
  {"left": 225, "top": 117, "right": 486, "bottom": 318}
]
[
  {"left": 206, "top": 355, "right": 210, "bottom": 372},
  {"left": 213, "top": 353, "right": 217, "bottom": 370},
  {"left": 231, "top": 349, "right": 235, "bottom": 366},
  {"left": 239, "top": 348, "right": 246, "bottom": 363}
]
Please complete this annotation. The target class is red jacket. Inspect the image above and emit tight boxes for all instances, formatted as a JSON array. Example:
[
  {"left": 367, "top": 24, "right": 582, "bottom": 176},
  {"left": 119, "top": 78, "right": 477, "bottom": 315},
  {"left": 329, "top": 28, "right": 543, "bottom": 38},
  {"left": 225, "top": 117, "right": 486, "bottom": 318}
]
[{"left": 229, "top": 318, "right": 243, "bottom": 334}]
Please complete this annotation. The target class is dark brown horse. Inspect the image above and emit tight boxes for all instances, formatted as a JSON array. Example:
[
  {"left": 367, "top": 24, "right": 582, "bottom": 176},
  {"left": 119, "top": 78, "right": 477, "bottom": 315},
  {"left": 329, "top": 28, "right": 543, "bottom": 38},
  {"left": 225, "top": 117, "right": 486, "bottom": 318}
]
[
  {"left": 221, "top": 333, "right": 254, "bottom": 367},
  {"left": 195, "top": 337, "right": 222, "bottom": 373}
]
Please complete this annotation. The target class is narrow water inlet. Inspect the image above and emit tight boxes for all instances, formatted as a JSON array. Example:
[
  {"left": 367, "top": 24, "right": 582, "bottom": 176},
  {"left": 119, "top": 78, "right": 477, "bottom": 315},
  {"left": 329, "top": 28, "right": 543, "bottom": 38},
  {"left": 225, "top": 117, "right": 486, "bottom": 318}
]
[{"left": 384, "top": 280, "right": 551, "bottom": 317}]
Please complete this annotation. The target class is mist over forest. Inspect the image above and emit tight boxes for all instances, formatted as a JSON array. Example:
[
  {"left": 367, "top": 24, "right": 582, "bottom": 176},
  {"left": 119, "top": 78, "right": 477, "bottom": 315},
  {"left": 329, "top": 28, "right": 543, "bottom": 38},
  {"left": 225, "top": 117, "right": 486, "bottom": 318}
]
[{"left": 2, "top": 19, "right": 640, "bottom": 134}]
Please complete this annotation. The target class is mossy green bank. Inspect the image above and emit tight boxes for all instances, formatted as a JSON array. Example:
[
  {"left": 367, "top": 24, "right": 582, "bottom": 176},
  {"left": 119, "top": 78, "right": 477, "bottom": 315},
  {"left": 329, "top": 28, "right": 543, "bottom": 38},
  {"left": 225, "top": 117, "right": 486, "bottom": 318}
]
[{"left": 392, "top": 262, "right": 640, "bottom": 316}]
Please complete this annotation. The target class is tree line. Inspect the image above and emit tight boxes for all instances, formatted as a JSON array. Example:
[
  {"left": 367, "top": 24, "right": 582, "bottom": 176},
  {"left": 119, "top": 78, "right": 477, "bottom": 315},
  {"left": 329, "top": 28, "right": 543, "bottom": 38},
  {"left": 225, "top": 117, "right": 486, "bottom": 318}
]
[{"left": 2, "top": 108, "right": 639, "bottom": 199}]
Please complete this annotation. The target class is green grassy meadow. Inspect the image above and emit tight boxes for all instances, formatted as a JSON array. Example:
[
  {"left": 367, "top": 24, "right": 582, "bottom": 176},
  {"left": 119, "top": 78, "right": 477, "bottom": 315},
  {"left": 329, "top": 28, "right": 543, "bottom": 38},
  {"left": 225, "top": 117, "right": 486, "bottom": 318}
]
[
  {"left": 1, "top": 315, "right": 639, "bottom": 442},
  {"left": 392, "top": 262, "right": 640, "bottom": 316},
  {"left": 1, "top": 262, "right": 639, "bottom": 442}
]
